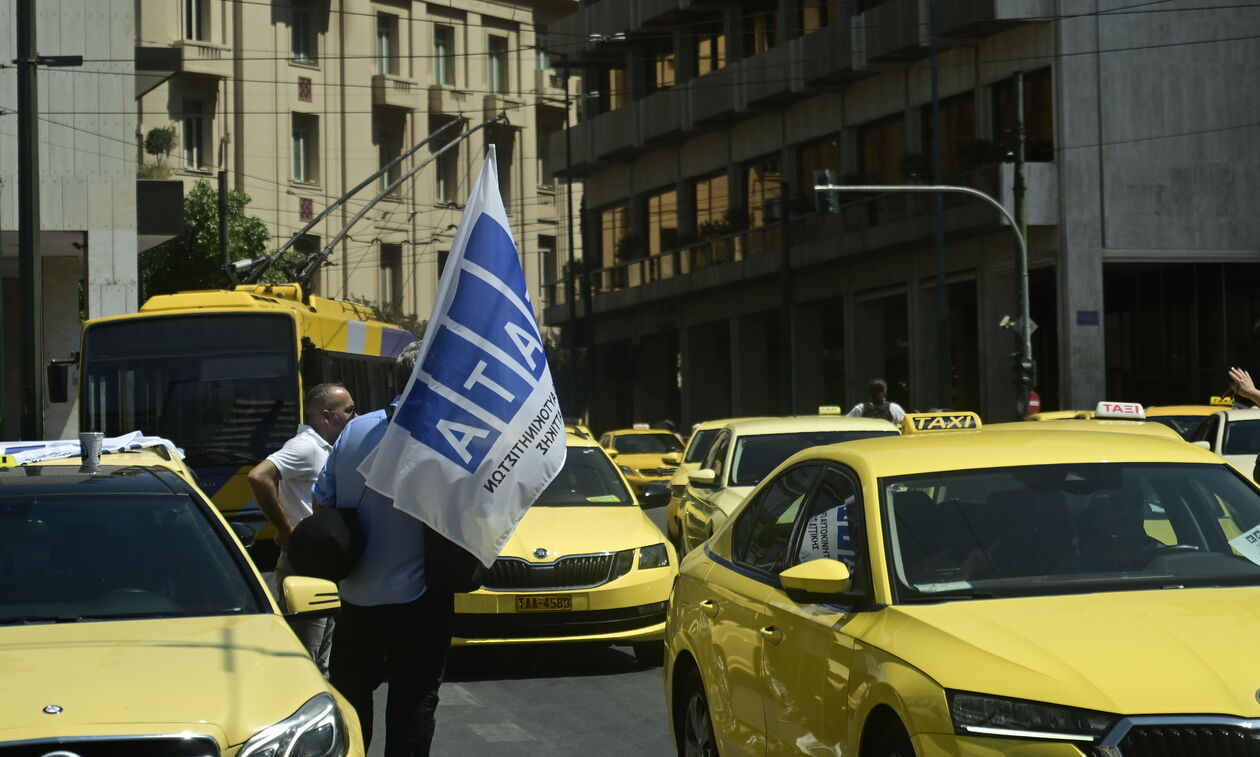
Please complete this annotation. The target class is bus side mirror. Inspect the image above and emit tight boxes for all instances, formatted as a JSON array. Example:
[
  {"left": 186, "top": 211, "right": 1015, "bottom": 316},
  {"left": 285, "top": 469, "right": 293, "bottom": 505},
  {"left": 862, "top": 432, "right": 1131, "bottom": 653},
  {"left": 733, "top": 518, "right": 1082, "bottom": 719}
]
[{"left": 46, "top": 356, "right": 77, "bottom": 404}]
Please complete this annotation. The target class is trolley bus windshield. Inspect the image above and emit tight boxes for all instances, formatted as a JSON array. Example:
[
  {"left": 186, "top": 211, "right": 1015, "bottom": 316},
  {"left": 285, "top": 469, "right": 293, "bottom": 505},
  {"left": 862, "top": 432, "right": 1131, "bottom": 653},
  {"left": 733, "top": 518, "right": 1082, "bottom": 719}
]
[{"left": 81, "top": 314, "right": 298, "bottom": 467}]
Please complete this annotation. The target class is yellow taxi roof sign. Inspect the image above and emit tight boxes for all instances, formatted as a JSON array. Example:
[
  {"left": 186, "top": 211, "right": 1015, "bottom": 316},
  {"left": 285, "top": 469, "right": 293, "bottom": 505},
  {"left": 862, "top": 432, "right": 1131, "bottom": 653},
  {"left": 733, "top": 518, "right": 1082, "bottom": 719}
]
[
  {"left": 1210, "top": 395, "right": 1235, "bottom": 407},
  {"left": 901, "top": 412, "right": 982, "bottom": 434},
  {"left": 817, "top": 405, "right": 843, "bottom": 416},
  {"left": 1094, "top": 401, "right": 1145, "bottom": 420},
  {"left": 631, "top": 423, "right": 650, "bottom": 430}
]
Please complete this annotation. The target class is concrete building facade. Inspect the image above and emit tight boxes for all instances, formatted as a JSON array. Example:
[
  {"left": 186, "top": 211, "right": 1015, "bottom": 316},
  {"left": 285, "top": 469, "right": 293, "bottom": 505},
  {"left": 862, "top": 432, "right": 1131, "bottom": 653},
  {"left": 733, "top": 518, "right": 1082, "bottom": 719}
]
[
  {"left": 1, "top": 0, "right": 180, "bottom": 440},
  {"left": 135, "top": 0, "right": 581, "bottom": 340},
  {"left": 545, "top": 0, "right": 1260, "bottom": 430}
]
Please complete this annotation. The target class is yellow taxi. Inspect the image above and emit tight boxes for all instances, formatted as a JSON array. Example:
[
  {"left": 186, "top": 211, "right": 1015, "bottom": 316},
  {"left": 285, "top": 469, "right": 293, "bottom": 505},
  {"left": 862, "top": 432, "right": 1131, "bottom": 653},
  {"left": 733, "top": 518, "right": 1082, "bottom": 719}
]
[
  {"left": 564, "top": 419, "right": 596, "bottom": 441},
  {"left": 453, "top": 432, "right": 677, "bottom": 665},
  {"left": 1191, "top": 407, "right": 1260, "bottom": 480},
  {"left": 677, "top": 415, "right": 898, "bottom": 555},
  {"left": 666, "top": 412, "right": 1260, "bottom": 756},
  {"left": 1146, "top": 396, "right": 1232, "bottom": 440},
  {"left": 992, "top": 401, "right": 1184, "bottom": 441},
  {"left": 599, "top": 425, "right": 685, "bottom": 496},
  {"left": 1026, "top": 409, "right": 1094, "bottom": 420},
  {"left": 0, "top": 442, "right": 363, "bottom": 755},
  {"left": 664, "top": 417, "right": 771, "bottom": 551}
]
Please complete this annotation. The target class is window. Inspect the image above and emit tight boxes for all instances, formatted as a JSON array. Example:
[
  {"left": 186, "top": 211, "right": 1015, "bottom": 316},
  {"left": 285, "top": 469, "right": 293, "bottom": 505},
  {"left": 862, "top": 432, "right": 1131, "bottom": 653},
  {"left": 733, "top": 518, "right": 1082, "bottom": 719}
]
[
  {"left": 920, "top": 91, "right": 976, "bottom": 176},
  {"left": 801, "top": 0, "right": 829, "bottom": 33},
  {"left": 291, "top": 0, "right": 315, "bottom": 63},
  {"left": 653, "top": 50, "right": 676, "bottom": 90},
  {"left": 539, "top": 235, "right": 557, "bottom": 289},
  {"left": 696, "top": 27, "right": 726, "bottom": 76},
  {"left": 732, "top": 464, "right": 821, "bottom": 573},
  {"left": 701, "top": 431, "right": 731, "bottom": 483},
  {"left": 434, "top": 132, "right": 459, "bottom": 203},
  {"left": 993, "top": 67, "right": 1055, "bottom": 162},
  {"left": 377, "top": 121, "right": 403, "bottom": 195},
  {"left": 694, "top": 172, "right": 730, "bottom": 236},
  {"left": 745, "top": 156, "right": 782, "bottom": 229},
  {"left": 647, "top": 188, "right": 678, "bottom": 256},
  {"left": 379, "top": 243, "right": 402, "bottom": 308},
  {"left": 599, "top": 203, "right": 630, "bottom": 269},
  {"left": 292, "top": 113, "right": 319, "bottom": 183},
  {"left": 858, "top": 115, "right": 905, "bottom": 185},
  {"left": 607, "top": 67, "right": 628, "bottom": 111},
  {"left": 745, "top": 6, "right": 777, "bottom": 55},
  {"left": 376, "top": 13, "right": 399, "bottom": 75},
  {"left": 437, "top": 249, "right": 450, "bottom": 280},
  {"left": 799, "top": 136, "right": 842, "bottom": 207},
  {"left": 434, "top": 25, "right": 455, "bottom": 86},
  {"left": 182, "top": 99, "right": 206, "bottom": 169},
  {"left": 793, "top": 467, "right": 872, "bottom": 596},
  {"left": 184, "top": 0, "right": 207, "bottom": 41},
  {"left": 488, "top": 35, "right": 508, "bottom": 94}
]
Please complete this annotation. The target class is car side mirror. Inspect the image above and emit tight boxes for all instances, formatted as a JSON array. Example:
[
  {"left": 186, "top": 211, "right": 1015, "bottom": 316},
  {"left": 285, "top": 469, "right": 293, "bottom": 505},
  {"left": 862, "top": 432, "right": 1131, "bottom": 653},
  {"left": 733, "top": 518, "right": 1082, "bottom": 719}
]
[
  {"left": 779, "top": 558, "right": 851, "bottom": 597},
  {"left": 662, "top": 452, "right": 681, "bottom": 465},
  {"left": 605, "top": 448, "right": 619, "bottom": 459},
  {"left": 1193, "top": 440, "right": 1212, "bottom": 450},
  {"left": 638, "top": 482, "right": 670, "bottom": 509},
  {"left": 282, "top": 575, "right": 341, "bottom": 618},
  {"left": 230, "top": 522, "right": 257, "bottom": 548},
  {"left": 688, "top": 469, "right": 718, "bottom": 488}
]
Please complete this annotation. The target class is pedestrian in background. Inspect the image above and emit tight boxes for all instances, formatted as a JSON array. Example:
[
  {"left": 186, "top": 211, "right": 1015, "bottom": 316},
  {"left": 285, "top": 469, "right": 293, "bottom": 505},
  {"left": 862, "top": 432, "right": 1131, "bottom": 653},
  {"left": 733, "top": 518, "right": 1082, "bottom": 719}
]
[
  {"left": 848, "top": 378, "right": 906, "bottom": 424},
  {"left": 313, "top": 340, "right": 452, "bottom": 757},
  {"left": 246, "top": 382, "right": 357, "bottom": 675}
]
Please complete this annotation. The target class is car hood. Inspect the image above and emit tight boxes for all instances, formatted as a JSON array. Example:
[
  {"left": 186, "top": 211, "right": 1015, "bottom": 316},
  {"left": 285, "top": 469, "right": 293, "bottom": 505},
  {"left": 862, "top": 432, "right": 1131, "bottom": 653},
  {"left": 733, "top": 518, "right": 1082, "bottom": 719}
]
[
  {"left": 504, "top": 505, "right": 666, "bottom": 557},
  {"left": 0, "top": 614, "right": 334, "bottom": 746},
  {"left": 860, "top": 588, "right": 1260, "bottom": 716}
]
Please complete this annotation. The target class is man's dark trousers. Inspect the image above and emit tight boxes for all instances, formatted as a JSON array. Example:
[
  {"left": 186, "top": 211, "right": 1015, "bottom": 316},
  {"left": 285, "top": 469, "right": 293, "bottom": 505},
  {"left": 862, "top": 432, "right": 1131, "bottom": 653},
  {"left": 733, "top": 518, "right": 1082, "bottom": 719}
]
[{"left": 330, "top": 590, "right": 454, "bottom": 756}]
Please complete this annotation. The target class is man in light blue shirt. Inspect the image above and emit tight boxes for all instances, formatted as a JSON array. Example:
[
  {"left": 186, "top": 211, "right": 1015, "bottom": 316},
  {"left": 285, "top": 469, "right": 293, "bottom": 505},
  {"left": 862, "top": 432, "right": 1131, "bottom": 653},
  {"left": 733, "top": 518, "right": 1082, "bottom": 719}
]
[{"left": 313, "top": 340, "right": 451, "bottom": 757}]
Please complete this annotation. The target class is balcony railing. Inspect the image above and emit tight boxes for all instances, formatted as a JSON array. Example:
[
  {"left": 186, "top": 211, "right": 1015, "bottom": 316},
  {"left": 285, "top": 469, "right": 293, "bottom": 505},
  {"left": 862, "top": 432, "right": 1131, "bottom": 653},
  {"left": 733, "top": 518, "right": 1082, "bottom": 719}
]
[
  {"left": 428, "top": 85, "right": 473, "bottom": 116},
  {"left": 800, "top": 20, "right": 857, "bottom": 84},
  {"left": 175, "top": 39, "right": 232, "bottom": 78},
  {"left": 372, "top": 74, "right": 417, "bottom": 110},
  {"left": 861, "top": 0, "right": 928, "bottom": 63},
  {"left": 638, "top": 86, "right": 682, "bottom": 143},
  {"left": 743, "top": 41, "right": 801, "bottom": 106},
  {"left": 689, "top": 63, "right": 742, "bottom": 124}
]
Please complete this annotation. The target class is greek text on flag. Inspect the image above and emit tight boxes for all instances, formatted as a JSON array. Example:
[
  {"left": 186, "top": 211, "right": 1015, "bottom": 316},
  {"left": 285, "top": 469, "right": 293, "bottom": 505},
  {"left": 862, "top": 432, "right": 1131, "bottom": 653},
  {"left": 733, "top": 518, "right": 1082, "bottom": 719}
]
[{"left": 361, "top": 146, "right": 566, "bottom": 566}]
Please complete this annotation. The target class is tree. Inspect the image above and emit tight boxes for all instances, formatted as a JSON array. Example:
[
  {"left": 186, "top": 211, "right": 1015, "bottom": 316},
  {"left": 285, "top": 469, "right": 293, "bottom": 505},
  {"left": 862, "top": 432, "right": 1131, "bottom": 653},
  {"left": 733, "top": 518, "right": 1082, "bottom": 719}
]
[
  {"left": 141, "top": 124, "right": 177, "bottom": 178},
  {"left": 141, "top": 180, "right": 273, "bottom": 296}
]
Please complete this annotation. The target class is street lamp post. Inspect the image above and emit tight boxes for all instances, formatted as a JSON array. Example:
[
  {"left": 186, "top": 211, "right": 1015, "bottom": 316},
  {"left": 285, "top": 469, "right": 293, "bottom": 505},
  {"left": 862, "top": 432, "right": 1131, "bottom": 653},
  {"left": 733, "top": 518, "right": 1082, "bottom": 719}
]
[{"left": 814, "top": 182, "right": 1034, "bottom": 411}]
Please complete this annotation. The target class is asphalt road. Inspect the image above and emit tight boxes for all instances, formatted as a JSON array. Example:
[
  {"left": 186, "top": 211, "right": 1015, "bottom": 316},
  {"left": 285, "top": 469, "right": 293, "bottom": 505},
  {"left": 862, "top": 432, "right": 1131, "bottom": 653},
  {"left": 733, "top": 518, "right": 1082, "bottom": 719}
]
[{"left": 323, "top": 504, "right": 676, "bottom": 756}]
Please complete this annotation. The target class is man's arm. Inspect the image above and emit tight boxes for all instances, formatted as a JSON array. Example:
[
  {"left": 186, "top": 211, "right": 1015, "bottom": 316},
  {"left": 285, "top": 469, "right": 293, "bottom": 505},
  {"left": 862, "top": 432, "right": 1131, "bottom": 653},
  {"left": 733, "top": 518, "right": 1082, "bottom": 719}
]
[{"left": 246, "top": 460, "right": 295, "bottom": 549}]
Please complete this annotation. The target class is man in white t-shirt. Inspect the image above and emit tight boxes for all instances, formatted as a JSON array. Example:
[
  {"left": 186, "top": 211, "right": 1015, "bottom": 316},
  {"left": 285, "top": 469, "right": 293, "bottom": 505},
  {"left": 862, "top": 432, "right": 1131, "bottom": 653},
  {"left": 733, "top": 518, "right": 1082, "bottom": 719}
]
[{"left": 247, "top": 382, "right": 357, "bottom": 674}]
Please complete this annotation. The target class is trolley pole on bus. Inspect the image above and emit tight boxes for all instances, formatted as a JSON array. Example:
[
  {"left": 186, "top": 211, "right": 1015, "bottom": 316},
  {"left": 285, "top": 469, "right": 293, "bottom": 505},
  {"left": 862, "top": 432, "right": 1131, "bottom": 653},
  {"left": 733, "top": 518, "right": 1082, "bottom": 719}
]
[{"left": 813, "top": 182, "right": 1033, "bottom": 413}]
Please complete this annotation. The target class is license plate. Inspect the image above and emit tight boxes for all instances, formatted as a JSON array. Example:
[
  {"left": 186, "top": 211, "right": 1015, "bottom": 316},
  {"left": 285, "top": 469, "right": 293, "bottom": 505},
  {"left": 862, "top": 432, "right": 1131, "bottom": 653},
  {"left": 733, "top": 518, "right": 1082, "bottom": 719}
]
[{"left": 515, "top": 595, "right": 571, "bottom": 612}]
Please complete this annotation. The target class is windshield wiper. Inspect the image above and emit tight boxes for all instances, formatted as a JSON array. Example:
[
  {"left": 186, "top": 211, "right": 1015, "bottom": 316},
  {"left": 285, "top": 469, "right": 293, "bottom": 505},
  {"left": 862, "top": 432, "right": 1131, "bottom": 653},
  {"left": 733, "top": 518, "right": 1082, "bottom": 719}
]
[
  {"left": 903, "top": 590, "right": 1002, "bottom": 603},
  {"left": 0, "top": 615, "right": 85, "bottom": 625}
]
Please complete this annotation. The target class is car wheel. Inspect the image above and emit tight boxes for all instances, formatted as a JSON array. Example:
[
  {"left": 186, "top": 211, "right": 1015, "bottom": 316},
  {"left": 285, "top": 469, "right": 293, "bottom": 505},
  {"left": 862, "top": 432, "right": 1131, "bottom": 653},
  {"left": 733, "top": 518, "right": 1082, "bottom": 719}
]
[
  {"left": 678, "top": 668, "right": 718, "bottom": 757},
  {"left": 869, "top": 717, "right": 915, "bottom": 757},
  {"left": 633, "top": 641, "right": 664, "bottom": 667}
]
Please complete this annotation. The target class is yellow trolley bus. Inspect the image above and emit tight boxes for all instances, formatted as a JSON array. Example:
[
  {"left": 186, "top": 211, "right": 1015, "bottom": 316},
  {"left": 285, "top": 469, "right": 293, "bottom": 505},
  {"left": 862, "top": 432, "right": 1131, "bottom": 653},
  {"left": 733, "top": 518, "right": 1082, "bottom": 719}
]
[{"left": 78, "top": 283, "right": 413, "bottom": 559}]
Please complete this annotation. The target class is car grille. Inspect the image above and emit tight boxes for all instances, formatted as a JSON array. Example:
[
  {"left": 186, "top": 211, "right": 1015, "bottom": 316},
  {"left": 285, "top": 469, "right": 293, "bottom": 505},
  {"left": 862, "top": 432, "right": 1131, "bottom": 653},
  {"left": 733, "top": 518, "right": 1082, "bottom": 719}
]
[
  {"left": 637, "top": 467, "right": 675, "bottom": 477},
  {"left": 483, "top": 553, "right": 626, "bottom": 590},
  {"left": 1116, "top": 724, "right": 1260, "bottom": 756},
  {"left": 453, "top": 601, "right": 668, "bottom": 639},
  {"left": 0, "top": 736, "right": 219, "bottom": 756}
]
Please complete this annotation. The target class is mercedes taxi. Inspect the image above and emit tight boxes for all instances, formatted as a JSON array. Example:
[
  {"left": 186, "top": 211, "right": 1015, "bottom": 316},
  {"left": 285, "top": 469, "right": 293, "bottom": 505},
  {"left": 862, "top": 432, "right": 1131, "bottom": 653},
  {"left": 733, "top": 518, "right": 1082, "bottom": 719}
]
[
  {"left": 599, "top": 425, "right": 685, "bottom": 496},
  {"left": 666, "top": 412, "right": 1260, "bottom": 757},
  {"left": 453, "top": 432, "right": 677, "bottom": 665},
  {"left": 676, "top": 415, "right": 898, "bottom": 555},
  {"left": 0, "top": 441, "right": 362, "bottom": 756},
  {"left": 664, "top": 417, "right": 771, "bottom": 551}
]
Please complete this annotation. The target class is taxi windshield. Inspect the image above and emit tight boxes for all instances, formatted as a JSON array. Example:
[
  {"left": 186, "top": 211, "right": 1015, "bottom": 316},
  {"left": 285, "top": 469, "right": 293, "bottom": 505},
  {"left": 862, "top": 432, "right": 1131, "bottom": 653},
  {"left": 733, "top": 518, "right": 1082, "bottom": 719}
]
[
  {"left": 1223, "top": 420, "right": 1260, "bottom": 454},
  {"left": 0, "top": 490, "right": 266, "bottom": 625},
  {"left": 1147, "top": 415, "right": 1208, "bottom": 441},
  {"left": 881, "top": 462, "right": 1260, "bottom": 602},
  {"left": 730, "top": 430, "right": 897, "bottom": 487},
  {"left": 613, "top": 433, "right": 683, "bottom": 454},
  {"left": 532, "top": 447, "right": 634, "bottom": 507}
]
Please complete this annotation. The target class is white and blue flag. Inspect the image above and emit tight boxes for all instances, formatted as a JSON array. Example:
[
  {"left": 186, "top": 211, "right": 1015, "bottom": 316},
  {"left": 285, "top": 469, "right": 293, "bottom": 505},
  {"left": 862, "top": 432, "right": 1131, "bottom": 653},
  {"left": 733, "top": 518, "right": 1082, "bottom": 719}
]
[{"left": 361, "top": 147, "right": 566, "bottom": 566}]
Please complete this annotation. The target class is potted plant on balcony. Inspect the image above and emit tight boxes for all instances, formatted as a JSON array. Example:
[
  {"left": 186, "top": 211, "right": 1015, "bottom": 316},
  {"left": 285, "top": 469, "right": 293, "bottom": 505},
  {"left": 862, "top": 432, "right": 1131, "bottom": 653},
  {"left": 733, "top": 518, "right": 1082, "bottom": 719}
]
[{"left": 139, "top": 124, "right": 177, "bottom": 179}]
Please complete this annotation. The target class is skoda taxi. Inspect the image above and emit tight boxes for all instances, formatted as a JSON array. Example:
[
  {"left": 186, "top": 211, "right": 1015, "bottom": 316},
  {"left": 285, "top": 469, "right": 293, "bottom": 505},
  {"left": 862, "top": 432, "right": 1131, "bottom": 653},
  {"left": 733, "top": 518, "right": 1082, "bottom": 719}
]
[
  {"left": 0, "top": 442, "right": 362, "bottom": 756},
  {"left": 453, "top": 432, "right": 677, "bottom": 665},
  {"left": 666, "top": 412, "right": 1260, "bottom": 757},
  {"left": 676, "top": 415, "right": 898, "bottom": 555},
  {"left": 599, "top": 425, "right": 685, "bottom": 496}
]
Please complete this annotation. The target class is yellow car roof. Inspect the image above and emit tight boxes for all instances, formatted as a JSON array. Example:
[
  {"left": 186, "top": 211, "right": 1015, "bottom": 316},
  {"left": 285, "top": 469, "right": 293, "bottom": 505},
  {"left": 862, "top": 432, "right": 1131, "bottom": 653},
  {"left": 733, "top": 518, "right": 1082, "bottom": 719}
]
[
  {"left": 1146, "top": 405, "right": 1227, "bottom": 416},
  {"left": 987, "top": 418, "right": 1183, "bottom": 440},
  {"left": 794, "top": 427, "right": 1218, "bottom": 479},
  {"left": 723, "top": 415, "right": 899, "bottom": 435},
  {"left": 603, "top": 428, "right": 678, "bottom": 437},
  {"left": 24, "top": 449, "right": 188, "bottom": 472},
  {"left": 689, "top": 416, "right": 773, "bottom": 433},
  {"left": 1026, "top": 409, "right": 1095, "bottom": 420},
  {"left": 565, "top": 431, "right": 603, "bottom": 448}
]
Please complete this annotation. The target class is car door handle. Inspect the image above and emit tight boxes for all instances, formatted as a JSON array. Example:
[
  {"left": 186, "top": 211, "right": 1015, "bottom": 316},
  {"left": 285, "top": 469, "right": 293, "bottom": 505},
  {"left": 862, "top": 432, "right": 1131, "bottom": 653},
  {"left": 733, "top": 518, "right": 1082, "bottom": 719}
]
[
  {"left": 760, "top": 626, "right": 783, "bottom": 645},
  {"left": 699, "top": 600, "right": 718, "bottom": 618}
]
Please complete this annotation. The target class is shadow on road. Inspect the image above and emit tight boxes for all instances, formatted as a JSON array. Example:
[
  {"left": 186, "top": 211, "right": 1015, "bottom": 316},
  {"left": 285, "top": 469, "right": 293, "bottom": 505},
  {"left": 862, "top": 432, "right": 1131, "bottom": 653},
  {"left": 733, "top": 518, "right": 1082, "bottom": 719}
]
[{"left": 446, "top": 642, "right": 655, "bottom": 682}]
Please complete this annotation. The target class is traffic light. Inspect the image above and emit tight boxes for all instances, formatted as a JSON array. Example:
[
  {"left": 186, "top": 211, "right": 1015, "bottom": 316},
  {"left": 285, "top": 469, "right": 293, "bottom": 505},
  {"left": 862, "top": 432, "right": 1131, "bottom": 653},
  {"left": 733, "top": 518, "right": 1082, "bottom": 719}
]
[
  {"left": 813, "top": 169, "right": 839, "bottom": 215},
  {"left": 1011, "top": 352, "right": 1037, "bottom": 388}
]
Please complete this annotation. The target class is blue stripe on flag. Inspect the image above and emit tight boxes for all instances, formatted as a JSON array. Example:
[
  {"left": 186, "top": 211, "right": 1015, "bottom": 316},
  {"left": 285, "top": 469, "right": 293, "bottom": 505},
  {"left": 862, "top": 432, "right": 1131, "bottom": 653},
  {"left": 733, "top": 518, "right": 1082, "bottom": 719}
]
[
  {"left": 447, "top": 270, "right": 546, "bottom": 380},
  {"left": 422, "top": 325, "right": 534, "bottom": 423},
  {"left": 463, "top": 215, "right": 530, "bottom": 306},
  {"left": 394, "top": 381, "right": 502, "bottom": 472}
]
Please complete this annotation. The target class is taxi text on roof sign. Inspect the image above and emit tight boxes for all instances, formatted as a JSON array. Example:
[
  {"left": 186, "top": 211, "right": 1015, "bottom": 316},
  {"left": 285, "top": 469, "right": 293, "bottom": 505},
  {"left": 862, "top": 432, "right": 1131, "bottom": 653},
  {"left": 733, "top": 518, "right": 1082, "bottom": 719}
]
[
  {"left": 1211, "top": 395, "right": 1235, "bottom": 407},
  {"left": 901, "top": 412, "right": 982, "bottom": 434},
  {"left": 1094, "top": 401, "right": 1145, "bottom": 420}
]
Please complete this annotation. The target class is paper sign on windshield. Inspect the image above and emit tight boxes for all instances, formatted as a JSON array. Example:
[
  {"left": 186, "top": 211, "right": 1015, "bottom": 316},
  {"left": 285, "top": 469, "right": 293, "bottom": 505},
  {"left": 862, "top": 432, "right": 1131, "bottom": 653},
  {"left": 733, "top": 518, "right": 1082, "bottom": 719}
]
[{"left": 1228, "top": 524, "right": 1260, "bottom": 566}]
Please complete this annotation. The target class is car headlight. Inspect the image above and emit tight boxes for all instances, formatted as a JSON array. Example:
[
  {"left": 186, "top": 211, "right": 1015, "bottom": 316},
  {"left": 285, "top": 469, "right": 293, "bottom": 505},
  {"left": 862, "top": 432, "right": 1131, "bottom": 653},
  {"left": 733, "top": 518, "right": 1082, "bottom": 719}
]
[
  {"left": 948, "top": 691, "right": 1115, "bottom": 742},
  {"left": 239, "top": 692, "right": 349, "bottom": 757},
  {"left": 638, "top": 543, "right": 670, "bottom": 569},
  {"left": 611, "top": 548, "right": 635, "bottom": 580},
  {"left": 619, "top": 464, "right": 637, "bottom": 476}
]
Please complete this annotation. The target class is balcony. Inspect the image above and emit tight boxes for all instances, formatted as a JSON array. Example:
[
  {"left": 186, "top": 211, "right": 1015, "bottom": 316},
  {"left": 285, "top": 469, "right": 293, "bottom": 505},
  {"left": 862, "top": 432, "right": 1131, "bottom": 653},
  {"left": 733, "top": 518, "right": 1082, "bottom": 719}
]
[
  {"left": 743, "top": 41, "right": 800, "bottom": 107},
  {"left": 533, "top": 68, "right": 568, "bottom": 101},
  {"left": 689, "top": 63, "right": 742, "bottom": 124},
  {"left": 372, "top": 74, "right": 417, "bottom": 110},
  {"left": 484, "top": 93, "right": 525, "bottom": 122},
  {"left": 428, "top": 85, "right": 474, "bottom": 117},
  {"left": 174, "top": 39, "right": 231, "bottom": 79},
  {"left": 800, "top": 20, "right": 859, "bottom": 85},
  {"left": 590, "top": 106, "right": 635, "bottom": 161},
  {"left": 637, "top": 86, "right": 683, "bottom": 143},
  {"left": 861, "top": 0, "right": 928, "bottom": 63},
  {"left": 636, "top": 0, "right": 680, "bottom": 26},
  {"left": 546, "top": 120, "right": 594, "bottom": 178},
  {"left": 935, "top": 0, "right": 1053, "bottom": 37}
]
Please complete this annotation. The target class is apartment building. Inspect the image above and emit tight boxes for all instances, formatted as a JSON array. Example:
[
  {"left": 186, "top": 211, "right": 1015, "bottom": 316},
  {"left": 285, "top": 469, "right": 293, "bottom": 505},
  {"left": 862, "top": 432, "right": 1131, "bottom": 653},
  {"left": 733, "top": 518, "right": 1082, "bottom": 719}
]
[
  {"left": 545, "top": 0, "right": 1260, "bottom": 429},
  {"left": 135, "top": 0, "right": 580, "bottom": 331},
  {"left": 1, "top": 0, "right": 182, "bottom": 439}
]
